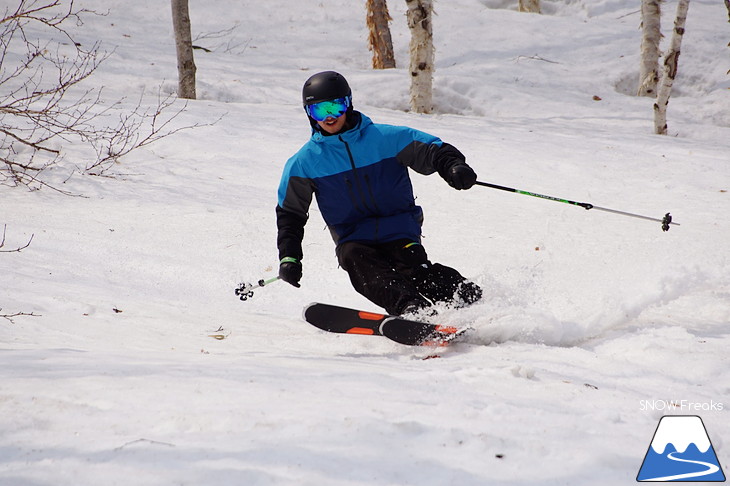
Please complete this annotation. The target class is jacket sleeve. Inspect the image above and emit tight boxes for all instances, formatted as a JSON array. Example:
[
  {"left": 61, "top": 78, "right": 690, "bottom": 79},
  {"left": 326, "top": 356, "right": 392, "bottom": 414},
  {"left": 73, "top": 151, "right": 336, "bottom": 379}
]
[
  {"left": 395, "top": 135, "right": 470, "bottom": 182},
  {"left": 276, "top": 165, "right": 314, "bottom": 261},
  {"left": 276, "top": 205, "right": 307, "bottom": 261}
]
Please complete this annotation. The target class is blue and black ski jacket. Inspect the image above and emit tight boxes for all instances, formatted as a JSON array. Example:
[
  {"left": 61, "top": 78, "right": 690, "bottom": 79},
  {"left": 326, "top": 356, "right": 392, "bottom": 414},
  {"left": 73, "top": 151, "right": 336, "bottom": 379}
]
[{"left": 276, "top": 112, "right": 468, "bottom": 261}]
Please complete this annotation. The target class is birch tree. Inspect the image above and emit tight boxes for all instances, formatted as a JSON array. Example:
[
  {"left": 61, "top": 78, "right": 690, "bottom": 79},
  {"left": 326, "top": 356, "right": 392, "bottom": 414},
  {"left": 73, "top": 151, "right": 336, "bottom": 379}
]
[
  {"left": 638, "top": 0, "right": 662, "bottom": 96},
  {"left": 367, "top": 0, "right": 396, "bottom": 69},
  {"left": 171, "top": 0, "right": 196, "bottom": 99},
  {"left": 518, "top": 0, "right": 541, "bottom": 14},
  {"left": 405, "top": 0, "right": 434, "bottom": 113},
  {"left": 654, "top": 0, "right": 690, "bottom": 135}
]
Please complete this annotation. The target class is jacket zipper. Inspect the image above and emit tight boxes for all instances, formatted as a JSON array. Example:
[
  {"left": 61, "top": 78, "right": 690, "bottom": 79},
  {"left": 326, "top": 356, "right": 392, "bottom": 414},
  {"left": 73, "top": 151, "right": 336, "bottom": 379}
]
[
  {"left": 344, "top": 177, "right": 366, "bottom": 216},
  {"left": 340, "top": 136, "right": 381, "bottom": 239},
  {"left": 363, "top": 174, "right": 382, "bottom": 213},
  {"left": 340, "top": 136, "right": 377, "bottom": 215}
]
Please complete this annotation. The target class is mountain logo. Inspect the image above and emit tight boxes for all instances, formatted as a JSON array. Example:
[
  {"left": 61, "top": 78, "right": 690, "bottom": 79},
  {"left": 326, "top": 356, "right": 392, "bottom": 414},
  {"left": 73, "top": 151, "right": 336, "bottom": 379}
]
[{"left": 637, "top": 415, "right": 726, "bottom": 482}]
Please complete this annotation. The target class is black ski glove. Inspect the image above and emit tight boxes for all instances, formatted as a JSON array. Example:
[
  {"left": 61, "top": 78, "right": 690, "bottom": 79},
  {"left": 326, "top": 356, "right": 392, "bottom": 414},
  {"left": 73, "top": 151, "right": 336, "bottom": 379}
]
[
  {"left": 447, "top": 164, "right": 477, "bottom": 190},
  {"left": 278, "top": 257, "right": 302, "bottom": 288}
]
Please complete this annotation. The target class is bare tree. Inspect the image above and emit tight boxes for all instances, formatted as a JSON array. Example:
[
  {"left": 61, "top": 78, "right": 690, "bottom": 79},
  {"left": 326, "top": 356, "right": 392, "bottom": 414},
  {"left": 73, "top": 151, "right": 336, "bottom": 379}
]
[
  {"left": 367, "top": 0, "right": 396, "bottom": 69},
  {"left": 1, "top": 1, "right": 105, "bottom": 190},
  {"left": 171, "top": 0, "right": 196, "bottom": 99},
  {"left": 518, "top": 0, "right": 541, "bottom": 14},
  {"left": 1, "top": 1, "right": 198, "bottom": 192},
  {"left": 638, "top": 0, "right": 662, "bottom": 96},
  {"left": 654, "top": 0, "right": 690, "bottom": 135},
  {"left": 405, "top": 0, "right": 434, "bottom": 113}
]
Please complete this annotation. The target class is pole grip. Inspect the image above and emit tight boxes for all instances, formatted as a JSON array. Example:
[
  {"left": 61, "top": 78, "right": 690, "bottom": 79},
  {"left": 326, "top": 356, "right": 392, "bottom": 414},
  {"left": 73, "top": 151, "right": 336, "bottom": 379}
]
[{"left": 474, "top": 181, "right": 516, "bottom": 193}]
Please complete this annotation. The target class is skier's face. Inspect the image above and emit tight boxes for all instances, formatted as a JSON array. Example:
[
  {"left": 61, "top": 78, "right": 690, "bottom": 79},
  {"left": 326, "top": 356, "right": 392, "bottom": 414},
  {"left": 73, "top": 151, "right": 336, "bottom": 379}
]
[{"left": 317, "top": 113, "right": 347, "bottom": 134}]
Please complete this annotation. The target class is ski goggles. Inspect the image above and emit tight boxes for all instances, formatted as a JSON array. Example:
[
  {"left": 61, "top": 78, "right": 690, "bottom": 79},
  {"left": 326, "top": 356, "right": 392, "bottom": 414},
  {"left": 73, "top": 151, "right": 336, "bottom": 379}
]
[{"left": 305, "top": 96, "right": 351, "bottom": 121}]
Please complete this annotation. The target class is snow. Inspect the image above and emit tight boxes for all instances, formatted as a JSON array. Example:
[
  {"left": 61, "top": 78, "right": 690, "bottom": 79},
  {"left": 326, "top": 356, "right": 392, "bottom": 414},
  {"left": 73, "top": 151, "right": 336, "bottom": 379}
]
[{"left": 1, "top": 0, "right": 728, "bottom": 484}]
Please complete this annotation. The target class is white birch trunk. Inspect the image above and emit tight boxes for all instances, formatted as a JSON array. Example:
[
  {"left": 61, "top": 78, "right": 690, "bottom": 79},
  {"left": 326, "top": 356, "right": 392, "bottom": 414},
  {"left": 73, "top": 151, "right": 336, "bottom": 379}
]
[
  {"left": 638, "top": 0, "right": 662, "bottom": 97},
  {"left": 171, "top": 0, "right": 196, "bottom": 99},
  {"left": 405, "top": 0, "right": 434, "bottom": 114},
  {"left": 518, "top": 0, "right": 541, "bottom": 14},
  {"left": 654, "top": 0, "right": 690, "bottom": 135},
  {"left": 367, "top": 0, "right": 396, "bottom": 69}
]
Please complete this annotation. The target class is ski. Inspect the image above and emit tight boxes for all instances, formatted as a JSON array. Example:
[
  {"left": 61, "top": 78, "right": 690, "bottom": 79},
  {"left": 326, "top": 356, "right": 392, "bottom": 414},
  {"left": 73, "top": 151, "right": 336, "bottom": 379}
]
[
  {"left": 380, "top": 316, "right": 470, "bottom": 346},
  {"left": 303, "top": 302, "right": 471, "bottom": 346}
]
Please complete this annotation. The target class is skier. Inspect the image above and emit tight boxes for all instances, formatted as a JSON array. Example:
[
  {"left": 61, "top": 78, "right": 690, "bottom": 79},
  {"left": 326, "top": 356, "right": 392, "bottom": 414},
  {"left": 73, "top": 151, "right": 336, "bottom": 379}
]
[{"left": 276, "top": 71, "right": 482, "bottom": 316}]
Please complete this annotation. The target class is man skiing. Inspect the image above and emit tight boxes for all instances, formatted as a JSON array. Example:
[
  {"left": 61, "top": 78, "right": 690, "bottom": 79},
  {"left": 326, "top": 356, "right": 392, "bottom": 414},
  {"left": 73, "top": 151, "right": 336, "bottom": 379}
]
[{"left": 276, "top": 71, "right": 482, "bottom": 316}]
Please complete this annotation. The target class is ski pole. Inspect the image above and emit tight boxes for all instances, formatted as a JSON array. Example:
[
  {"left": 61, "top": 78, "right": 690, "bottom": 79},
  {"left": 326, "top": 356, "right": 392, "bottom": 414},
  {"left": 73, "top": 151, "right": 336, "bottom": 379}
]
[
  {"left": 474, "top": 180, "right": 680, "bottom": 231},
  {"left": 235, "top": 276, "right": 280, "bottom": 301}
]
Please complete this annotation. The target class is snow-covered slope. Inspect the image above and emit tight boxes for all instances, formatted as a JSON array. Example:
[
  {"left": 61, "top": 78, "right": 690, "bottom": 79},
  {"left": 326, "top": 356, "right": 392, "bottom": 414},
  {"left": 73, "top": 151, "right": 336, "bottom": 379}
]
[{"left": 1, "top": 1, "right": 728, "bottom": 484}]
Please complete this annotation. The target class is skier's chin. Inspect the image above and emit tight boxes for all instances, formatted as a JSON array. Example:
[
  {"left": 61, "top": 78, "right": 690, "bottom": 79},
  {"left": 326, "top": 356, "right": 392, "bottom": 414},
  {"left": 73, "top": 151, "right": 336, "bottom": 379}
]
[{"left": 318, "top": 115, "right": 346, "bottom": 134}]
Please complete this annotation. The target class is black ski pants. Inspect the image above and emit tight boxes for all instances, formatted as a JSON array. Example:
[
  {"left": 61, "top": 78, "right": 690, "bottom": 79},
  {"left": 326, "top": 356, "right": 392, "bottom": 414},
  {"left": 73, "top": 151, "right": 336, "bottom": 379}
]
[{"left": 336, "top": 239, "right": 482, "bottom": 315}]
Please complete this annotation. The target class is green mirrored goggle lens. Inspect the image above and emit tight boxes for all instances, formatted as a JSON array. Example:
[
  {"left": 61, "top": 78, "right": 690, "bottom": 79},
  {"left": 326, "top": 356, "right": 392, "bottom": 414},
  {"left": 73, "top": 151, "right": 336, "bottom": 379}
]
[{"left": 306, "top": 97, "right": 350, "bottom": 121}]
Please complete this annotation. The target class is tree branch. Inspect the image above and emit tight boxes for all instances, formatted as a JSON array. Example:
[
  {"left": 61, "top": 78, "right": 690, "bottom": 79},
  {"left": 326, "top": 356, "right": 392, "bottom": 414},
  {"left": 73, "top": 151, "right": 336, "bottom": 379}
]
[
  {"left": 0, "top": 224, "right": 34, "bottom": 252},
  {"left": 1, "top": 1, "right": 207, "bottom": 191},
  {"left": 0, "top": 308, "right": 41, "bottom": 323}
]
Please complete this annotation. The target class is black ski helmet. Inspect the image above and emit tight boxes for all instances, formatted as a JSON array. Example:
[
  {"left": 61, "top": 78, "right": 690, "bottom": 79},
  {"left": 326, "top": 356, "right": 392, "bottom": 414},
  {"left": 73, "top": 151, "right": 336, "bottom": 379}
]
[{"left": 302, "top": 71, "right": 352, "bottom": 106}]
